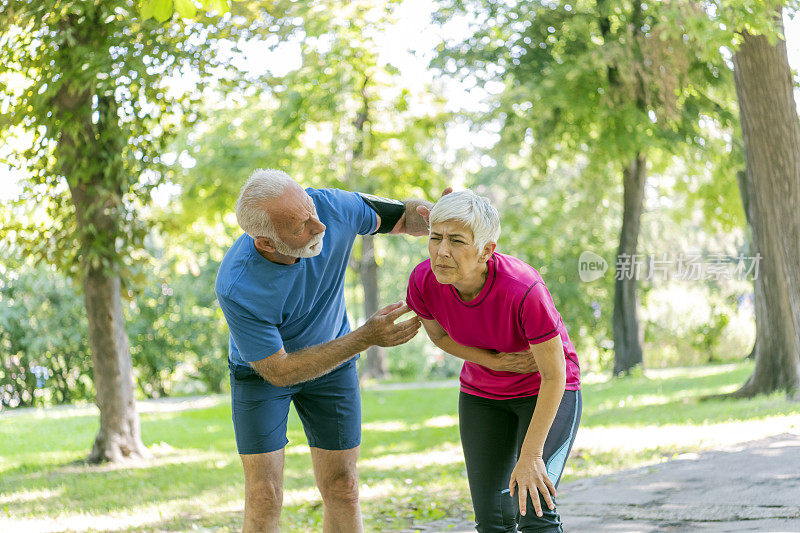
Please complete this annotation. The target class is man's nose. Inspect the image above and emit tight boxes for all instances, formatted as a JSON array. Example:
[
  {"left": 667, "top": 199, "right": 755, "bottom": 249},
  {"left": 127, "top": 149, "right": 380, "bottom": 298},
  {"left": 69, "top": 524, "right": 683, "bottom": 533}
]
[{"left": 312, "top": 218, "right": 326, "bottom": 234}]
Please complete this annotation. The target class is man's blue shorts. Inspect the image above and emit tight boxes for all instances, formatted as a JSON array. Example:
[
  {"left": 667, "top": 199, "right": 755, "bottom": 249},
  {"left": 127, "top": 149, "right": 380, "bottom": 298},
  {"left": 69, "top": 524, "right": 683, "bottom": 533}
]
[{"left": 229, "top": 358, "right": 361, "bottom": 455}]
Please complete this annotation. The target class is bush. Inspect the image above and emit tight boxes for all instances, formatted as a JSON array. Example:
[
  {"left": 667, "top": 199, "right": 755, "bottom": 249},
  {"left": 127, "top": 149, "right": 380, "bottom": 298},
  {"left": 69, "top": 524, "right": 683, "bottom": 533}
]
[
  {"left": 126, "top": 257, "right": 229, "bottom": 398},
  {"left": 0, "top": 263, "right": 94, "bottom": 408},
  {"left": 0, "top": 252, "right": 230, "bottom": 409}
]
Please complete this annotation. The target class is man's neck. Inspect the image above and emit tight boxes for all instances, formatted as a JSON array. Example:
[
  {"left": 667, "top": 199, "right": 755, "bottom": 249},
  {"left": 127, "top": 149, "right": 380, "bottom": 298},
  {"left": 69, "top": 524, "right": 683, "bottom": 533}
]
[{"left": 255, "top": 246, "right": 300, "bottom": 265}]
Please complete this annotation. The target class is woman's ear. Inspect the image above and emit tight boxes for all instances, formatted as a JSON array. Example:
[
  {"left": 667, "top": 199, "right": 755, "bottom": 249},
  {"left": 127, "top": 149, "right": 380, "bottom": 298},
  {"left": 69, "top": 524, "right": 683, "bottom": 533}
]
[{"left": 480, "top": 242, "right": 497, "bottom": 262}]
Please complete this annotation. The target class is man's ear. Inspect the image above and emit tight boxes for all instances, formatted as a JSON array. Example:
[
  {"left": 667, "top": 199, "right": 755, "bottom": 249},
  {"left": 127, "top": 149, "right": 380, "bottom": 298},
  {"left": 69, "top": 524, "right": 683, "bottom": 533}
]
[
  {"left": 254, "top": 236, "right": 277, "bottom": 253},
  {"left": 481, "top": 242, "right": 497, "bottom": 262}
]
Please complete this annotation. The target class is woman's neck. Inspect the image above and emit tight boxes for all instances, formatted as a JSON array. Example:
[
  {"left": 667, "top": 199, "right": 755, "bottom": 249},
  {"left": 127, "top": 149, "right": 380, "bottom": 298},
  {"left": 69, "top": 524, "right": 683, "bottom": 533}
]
[{"left": 454, "top": 262, "right": 488, "bottom": 301}]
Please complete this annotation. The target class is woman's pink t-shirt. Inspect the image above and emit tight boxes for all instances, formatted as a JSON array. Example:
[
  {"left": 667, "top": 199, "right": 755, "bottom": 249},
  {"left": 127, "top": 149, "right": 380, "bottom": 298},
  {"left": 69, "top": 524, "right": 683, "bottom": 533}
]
[{"left": 406, "top": 253, "right": 581, "bottom": 399}]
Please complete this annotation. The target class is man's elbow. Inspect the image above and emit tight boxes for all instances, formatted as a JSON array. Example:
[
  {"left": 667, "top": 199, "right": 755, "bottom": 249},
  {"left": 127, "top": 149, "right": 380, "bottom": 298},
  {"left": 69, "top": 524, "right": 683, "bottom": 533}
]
[
  {"left": 251, "top": 358, "right": 292, "bottom": 387},
  {"left": 264, "top": 373, "right": 292, "bottom": 388}
]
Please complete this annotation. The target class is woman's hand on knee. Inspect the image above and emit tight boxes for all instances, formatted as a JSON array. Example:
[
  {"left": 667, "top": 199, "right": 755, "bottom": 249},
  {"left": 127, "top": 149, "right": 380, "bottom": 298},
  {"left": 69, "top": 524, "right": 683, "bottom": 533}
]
[{"left": 509, "top": 454, "right": 556, "bottom": 517}]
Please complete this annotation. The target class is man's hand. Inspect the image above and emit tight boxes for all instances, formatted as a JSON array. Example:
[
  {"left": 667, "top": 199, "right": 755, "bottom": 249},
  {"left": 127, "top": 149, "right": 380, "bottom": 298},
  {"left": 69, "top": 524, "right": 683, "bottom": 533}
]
[
  {"left": 486, "top": 349, "right": 539, "bottom": 374},
  {"left": 358, "top": 301, "right": 421, "bottom": 347},
  {"left": 415, "top": 187, "right": 453, "bottom": 229}
]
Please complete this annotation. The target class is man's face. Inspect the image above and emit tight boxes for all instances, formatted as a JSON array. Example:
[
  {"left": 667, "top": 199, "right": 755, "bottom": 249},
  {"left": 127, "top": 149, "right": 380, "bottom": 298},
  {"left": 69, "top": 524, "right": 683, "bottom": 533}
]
[{"left": 266, "top": 185, "right": 327, "bottom": 258}]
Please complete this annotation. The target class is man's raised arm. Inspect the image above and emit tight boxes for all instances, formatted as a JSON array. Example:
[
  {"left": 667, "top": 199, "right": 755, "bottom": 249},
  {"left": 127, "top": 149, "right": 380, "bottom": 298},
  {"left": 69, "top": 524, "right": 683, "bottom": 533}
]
[{"left": 361, "top": 188, "right": 453, "bottom": 238}]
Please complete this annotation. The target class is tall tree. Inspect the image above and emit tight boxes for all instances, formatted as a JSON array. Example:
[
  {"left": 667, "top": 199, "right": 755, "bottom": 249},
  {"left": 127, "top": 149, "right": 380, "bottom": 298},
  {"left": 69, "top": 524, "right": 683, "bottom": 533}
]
[
  {"left": 433, "top": 0, "right": 737, "bottom": 374},
  {"left": 730, "top": 7, "right": 800, "bottom": 396},
  {"left": 0, "top": 0, "right": 247, "bottom": 461}
]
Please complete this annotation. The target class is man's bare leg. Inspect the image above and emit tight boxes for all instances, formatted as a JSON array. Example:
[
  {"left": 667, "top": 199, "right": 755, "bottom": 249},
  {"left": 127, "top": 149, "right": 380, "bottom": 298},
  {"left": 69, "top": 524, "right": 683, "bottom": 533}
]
[
  {"left": 241, "top": 449, "right": 285, "bottom": 533},
  {"left": 310, "top": 446, "right": 363, "bottom": 533}
]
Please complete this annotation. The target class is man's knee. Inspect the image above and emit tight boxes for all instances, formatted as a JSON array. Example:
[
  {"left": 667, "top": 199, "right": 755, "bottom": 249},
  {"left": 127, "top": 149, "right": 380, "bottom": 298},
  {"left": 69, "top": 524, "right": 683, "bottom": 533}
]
[
  {"left": 318, "top": 470, "right": 360, "bottom": 506},
  {"left": 245, "top": 478, "right": 284, "bottom": 514}
]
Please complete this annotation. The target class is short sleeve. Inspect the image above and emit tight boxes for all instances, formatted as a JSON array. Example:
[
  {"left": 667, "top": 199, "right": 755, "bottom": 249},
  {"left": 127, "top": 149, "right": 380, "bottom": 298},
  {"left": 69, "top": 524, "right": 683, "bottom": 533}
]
[
  {"left": 406, "top": 267, "right": 434, "bottom": 320},
  {"left": 217, "top": 295, "right": 284, "bottom": 362},
  {"left": 520, "top": 282, "right": 562, "bottom": 345},
  {"left": 329, "top": 189, "right": 378, "bottom": 236}
]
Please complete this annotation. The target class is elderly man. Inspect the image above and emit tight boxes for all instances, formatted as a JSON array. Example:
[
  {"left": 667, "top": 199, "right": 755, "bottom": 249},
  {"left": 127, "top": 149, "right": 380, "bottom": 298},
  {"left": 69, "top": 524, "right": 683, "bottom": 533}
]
[{"left": 215, "top": 169, "right": 434, "bottom": 532}]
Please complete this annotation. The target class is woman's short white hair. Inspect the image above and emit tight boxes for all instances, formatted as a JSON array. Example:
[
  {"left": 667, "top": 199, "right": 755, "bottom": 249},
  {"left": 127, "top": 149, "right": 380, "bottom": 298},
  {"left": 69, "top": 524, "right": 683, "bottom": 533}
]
[
  {"left": 429, "top": 190, "right": 501, "bottom": 251},
  {"left": 235, "top": 169, "right": 296, "bottom": 238}
]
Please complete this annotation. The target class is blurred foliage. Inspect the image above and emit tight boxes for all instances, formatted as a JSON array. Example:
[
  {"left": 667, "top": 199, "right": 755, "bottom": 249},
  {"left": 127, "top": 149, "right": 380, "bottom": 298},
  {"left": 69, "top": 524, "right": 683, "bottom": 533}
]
[
  {"left": 0, "top": 0, "right": 267, "bottom": 279},
  {"left": 169, "top": 0, "right": 449, "bottom": 233},
  {"left": 125, "top": 243, "right": 229, "bottom": 398},
  {"left": 0, "top": 255, "right": 93, "bottom": 408},
  {"left": 0, "top": 241, "right": 228, "bottom": 408}
]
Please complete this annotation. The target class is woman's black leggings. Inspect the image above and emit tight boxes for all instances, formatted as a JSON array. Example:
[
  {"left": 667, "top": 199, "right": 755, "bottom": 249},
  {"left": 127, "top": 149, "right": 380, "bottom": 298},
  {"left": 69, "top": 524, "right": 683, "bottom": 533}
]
[{"left": 459, "top": 389, "right": 582, "bottom": 533}]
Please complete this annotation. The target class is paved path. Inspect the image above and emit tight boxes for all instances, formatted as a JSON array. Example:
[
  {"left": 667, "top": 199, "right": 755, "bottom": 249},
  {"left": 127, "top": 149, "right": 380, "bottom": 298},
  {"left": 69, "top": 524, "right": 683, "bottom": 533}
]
[{"left": 406, "top": 432, "right": 800, "bottom": 532}]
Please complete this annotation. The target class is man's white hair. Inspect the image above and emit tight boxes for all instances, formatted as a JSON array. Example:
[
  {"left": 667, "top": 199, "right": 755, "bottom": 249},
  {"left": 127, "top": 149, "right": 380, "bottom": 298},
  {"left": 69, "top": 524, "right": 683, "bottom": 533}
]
[
  {"left": 429, "top": 190, "right": 501, "bottom": 251},
  {"left": 235, "top": 169, "right": 296, "bottom": 238}
]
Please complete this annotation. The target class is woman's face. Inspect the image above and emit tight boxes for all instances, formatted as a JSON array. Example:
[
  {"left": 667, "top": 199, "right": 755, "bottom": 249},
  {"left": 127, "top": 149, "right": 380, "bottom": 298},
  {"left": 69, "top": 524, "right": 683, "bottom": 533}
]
[{"left": 428, "top": 219, "right": 487, "bottom": 285}]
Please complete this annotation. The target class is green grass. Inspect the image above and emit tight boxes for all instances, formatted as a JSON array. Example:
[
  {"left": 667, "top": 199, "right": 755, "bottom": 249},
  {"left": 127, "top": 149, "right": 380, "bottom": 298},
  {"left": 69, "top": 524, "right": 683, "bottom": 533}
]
[{"left": 1, "top": 361, "right": 798, "bottom": 532}]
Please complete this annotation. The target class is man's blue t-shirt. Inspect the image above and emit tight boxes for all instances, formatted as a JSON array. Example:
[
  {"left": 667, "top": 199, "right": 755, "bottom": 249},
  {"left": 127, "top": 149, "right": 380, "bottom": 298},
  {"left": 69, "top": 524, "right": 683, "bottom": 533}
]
[{"left": 215, "top": 188, "right": 378, "bottom": 366}]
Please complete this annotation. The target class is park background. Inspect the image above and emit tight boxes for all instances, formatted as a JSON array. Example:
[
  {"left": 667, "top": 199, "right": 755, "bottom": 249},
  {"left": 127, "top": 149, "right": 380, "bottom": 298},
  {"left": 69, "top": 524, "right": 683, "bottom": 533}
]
[{"left": 1, "top": 0, "right": 800, "bottom": 531}]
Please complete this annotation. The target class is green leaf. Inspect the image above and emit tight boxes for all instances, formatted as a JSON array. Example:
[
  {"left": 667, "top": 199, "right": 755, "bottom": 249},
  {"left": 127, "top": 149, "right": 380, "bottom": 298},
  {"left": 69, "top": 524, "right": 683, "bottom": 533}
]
[
  {"left": 140, "top": 0, "right": 174, "bottom": 22},
  {"left": 139, "top": 0, "right": 158, "bottom": 20},
  {"left": 154, "top": 0, "right": 175, "bottom": 22},
  {"left": 174, "top": 0, "right": 197, "bottom": 18},
  {"left": 200, "top": 0, "right": 229, "bottom": 14}
]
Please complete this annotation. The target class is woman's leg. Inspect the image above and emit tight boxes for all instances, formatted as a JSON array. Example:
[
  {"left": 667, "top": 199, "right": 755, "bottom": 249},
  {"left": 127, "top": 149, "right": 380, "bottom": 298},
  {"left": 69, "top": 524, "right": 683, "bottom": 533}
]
[
  {"left": 512, "top": 390, "right": 582, "bottom": 533},
  {"left": 459, "top": 392, "right": 519, "bottom": 533}
]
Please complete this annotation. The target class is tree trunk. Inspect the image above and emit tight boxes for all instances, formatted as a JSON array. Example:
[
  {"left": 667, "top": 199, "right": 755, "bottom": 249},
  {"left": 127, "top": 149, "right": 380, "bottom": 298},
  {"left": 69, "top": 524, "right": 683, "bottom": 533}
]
[
  {"left": 83, "top": 265, "right": 147, "bottom": 462},
  {"left": 731, "top": 16, "right": 800, "bottom": 396},
  {"left": 612, "top": 154, "right": 646, "bottom": 375},
  {"left": 57, "top": 79, "right": 146, "bottom": 462},
  {"left": 348, "top": 76, "right": 389, "bottom": 380},
  {"left": 68, "top": 174, "right": 147, "bottom": 463},
  {"left": 360, "top": 235, "right": 388, "bottom": 379},
  {"left": 732, "top": 170, "right": 798, "bottom": 396}
]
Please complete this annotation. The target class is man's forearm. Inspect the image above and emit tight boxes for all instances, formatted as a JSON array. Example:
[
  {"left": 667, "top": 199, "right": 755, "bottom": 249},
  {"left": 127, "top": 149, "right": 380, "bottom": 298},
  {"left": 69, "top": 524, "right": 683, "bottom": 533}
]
[{"left": 251, "top": 330, "right": 372, "bottom": 387}]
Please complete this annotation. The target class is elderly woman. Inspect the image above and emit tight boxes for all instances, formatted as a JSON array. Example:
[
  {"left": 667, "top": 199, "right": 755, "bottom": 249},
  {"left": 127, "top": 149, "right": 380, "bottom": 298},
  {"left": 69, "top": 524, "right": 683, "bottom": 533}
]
[{"left": 406, "top": 191, "right": 582, "bottom": 533}]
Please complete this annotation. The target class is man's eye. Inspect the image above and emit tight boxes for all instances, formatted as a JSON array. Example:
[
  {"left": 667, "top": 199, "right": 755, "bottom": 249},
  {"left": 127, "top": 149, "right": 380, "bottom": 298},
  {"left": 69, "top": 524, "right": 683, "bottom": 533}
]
[
  {"left": 430, "top": 236, "right": 442, "bottom": 241},
  {"left": 453, "top": 240, "right": 464, "bottom": 244}
]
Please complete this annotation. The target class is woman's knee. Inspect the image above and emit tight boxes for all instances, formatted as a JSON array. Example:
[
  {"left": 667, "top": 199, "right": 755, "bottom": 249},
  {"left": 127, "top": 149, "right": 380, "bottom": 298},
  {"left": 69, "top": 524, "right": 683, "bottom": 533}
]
[{"left": 471, "top": 487, "right": 516, "bottom": 533}]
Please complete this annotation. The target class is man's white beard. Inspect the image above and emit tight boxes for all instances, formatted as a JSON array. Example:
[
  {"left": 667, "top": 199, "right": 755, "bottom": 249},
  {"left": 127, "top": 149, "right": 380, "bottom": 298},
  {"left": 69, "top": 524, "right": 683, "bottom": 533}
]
[{"left": 273, "top": 232, "right": 325, "bottom": 258}]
